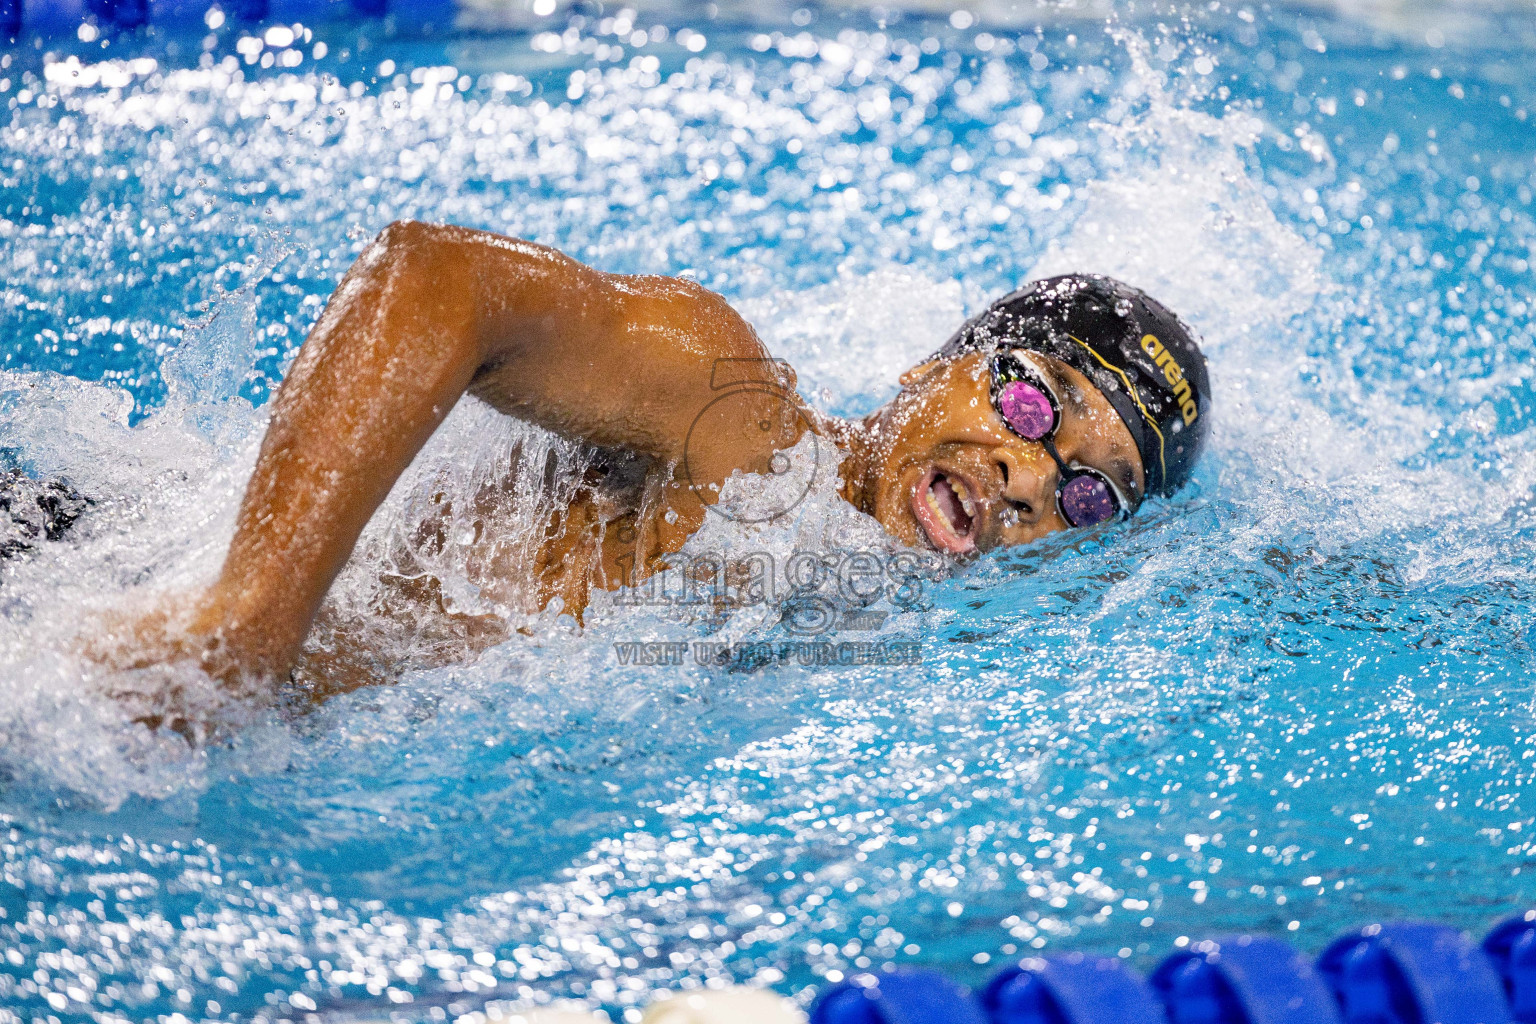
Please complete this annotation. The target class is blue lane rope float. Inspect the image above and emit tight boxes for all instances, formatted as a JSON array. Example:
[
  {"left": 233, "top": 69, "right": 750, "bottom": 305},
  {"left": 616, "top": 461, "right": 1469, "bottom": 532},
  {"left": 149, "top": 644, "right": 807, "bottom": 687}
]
[
  {"left": 1151, "top": 935, "right": 1341, "bottom": 1024},
  {"left": 809, "top": 913, "right": 1534, "bottom": 1024},
  {"left": 3, "top": 0, "right": 396, "bottom": 34},
  {"left": 1318, "top": 922, "right": 1513, "bottom": 1024},
  {"left": 1485, "top": 912, "right": 1536, "bottom": 1024},
  {"left": 812, "top": 969, "right": 991, "bottom": 1024},
  {"left": 981, "top": 950, "right": 1164, "bottom": 1023}
]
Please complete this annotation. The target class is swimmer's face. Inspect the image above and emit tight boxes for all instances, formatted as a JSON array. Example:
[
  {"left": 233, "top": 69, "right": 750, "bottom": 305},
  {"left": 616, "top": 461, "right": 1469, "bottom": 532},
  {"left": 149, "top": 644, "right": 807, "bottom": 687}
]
[{"left": 858, "top": 351, "right": 1146, "bottom": 554}]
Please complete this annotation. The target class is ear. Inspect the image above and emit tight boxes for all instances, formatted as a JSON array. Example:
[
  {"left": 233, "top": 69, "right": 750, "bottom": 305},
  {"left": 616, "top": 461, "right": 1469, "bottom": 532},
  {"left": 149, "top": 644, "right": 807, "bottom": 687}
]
[{"left": 899, "top": 359, "right": 941, "bottom": 387}]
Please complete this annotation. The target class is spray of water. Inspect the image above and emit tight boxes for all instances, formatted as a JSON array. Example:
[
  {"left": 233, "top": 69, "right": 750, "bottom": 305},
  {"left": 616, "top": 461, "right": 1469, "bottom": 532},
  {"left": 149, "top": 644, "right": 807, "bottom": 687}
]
[{"left": 0, "top": 6, "right": 1533, "bottom": 1018}]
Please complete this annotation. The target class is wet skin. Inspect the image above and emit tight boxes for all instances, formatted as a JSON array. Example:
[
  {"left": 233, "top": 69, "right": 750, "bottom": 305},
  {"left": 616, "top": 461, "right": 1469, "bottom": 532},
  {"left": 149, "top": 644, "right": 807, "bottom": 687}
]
[{"left": 99, "top": 222, "right": 1145, "bottom": 692}]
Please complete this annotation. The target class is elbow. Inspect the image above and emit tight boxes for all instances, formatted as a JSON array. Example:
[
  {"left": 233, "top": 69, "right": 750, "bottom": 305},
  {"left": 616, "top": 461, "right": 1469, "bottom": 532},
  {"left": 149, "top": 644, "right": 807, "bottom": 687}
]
[
  {"left": 370, "top": 219, "right": 452, "bottom": 266},
  {"left": 347, "top": 221, "right": 447, "bottom": 289},
  {"left": 349, "top": 221, "right": 486, "bottom": 364}
]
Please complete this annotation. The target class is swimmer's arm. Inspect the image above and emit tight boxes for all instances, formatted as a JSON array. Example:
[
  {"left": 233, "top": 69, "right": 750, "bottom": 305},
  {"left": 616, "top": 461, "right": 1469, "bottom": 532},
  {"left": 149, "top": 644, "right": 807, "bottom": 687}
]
[{"left": 192, "top": 221, "right": 786, "bottom": 684}]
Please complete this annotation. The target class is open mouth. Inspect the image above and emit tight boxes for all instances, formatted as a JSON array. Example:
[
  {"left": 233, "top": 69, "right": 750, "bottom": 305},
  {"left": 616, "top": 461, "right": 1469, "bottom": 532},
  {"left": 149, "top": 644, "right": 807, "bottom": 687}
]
[{"left": 911, "top": 467, "right": 978, "bottom": 554}]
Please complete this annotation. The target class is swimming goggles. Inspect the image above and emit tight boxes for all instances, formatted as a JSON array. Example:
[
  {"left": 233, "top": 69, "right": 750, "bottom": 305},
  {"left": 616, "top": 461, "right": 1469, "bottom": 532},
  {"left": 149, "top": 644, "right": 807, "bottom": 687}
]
[{"left": 989, "top": 351, "right": 1132, "bottom": 528}]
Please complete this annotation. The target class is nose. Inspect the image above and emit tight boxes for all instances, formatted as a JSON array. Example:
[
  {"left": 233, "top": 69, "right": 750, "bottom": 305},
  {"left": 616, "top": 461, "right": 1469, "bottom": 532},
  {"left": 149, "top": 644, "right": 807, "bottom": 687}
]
[{"left": 993, "top": 444, "right": 1058, "bottom": 524}]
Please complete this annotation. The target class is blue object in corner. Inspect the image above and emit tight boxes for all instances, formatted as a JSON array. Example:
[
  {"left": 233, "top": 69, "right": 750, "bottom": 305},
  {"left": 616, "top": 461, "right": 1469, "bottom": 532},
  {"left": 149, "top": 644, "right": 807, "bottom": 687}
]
[
  {"left": 1317, "top": 922, "right": 1513, "bottom": 1024},
  {"left": 981, "top": 951, "right": 1165, "bottom": 1024},
  {"left": 1150, "top": 935, "right": 1342, "bottom": 1024},
  {"left": 225, "top": 0, "right": 268, "bottom": 22},
  {"left": 1484, "top": 911, "right": 1536, "bottom": 1024},
  {"left": 0, "top": 0, "right": 19, "bottom": 37},
  {"left": 85, "top": 0, "right": 145, "bottom": 26},
  {"left": 812, "top": 970, "right": 990, "bottom": 1024}
]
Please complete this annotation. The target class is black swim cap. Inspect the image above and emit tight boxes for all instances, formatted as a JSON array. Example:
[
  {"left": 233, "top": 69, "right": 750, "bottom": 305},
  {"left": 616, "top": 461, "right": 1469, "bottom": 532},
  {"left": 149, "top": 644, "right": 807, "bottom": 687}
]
[{"left": 937, "top": 273, "right": 1211, "bottom": 498}]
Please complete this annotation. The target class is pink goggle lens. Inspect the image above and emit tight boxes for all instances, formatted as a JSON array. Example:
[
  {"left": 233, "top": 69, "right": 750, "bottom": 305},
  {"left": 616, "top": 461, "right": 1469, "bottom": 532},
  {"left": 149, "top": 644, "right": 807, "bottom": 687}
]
[
  {"left": 997, "top": 380, "right": 1055, "bottom": 440},
  {"left": 1060, "top": 473, "right": 1118, "bottom": 527}
]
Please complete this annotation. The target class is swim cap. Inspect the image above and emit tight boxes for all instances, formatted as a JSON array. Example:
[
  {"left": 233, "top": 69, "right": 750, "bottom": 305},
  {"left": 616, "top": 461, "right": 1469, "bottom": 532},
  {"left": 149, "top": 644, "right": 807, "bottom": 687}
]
[{"left": 937, "top": 273, "right": 1211, "bottom": 498}]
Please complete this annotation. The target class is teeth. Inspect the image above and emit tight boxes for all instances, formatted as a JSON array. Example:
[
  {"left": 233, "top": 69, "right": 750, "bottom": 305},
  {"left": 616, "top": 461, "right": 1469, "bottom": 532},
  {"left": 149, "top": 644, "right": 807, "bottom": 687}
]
[
  {"left": 925, "top": 487, "right": 950, "bottom": 527},
  {"left": 950, "top": 478, "right": 976, "bottom": 517},
  {"left": 924, "top": 474, "right": 975, "bottom": 535}
]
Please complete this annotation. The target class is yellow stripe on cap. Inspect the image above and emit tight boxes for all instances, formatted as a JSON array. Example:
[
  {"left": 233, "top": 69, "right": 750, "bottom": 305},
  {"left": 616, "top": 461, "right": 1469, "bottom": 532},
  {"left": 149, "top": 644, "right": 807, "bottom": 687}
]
[{"left": 1066, "top": 333, "right": 1167, "bottom": 487}]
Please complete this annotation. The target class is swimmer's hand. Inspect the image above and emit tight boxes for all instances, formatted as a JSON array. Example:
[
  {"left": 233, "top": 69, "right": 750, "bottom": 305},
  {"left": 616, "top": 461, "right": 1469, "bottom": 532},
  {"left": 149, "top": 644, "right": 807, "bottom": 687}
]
[
  {"left": 79, "top": 593, "right": 286, "bottom": 739},
  {"left": 84, "top": 573, "right": 514, "bottom": 731},
  {"left": 85, "top": 593, "right": 283, "bottom": 686}
]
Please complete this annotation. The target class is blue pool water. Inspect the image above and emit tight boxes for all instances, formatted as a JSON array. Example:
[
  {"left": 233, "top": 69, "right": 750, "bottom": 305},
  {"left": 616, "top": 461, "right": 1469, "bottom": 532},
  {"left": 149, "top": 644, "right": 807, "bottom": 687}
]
[{"left": 3, "top": 0, "right": 1536, "bottom": 1019}]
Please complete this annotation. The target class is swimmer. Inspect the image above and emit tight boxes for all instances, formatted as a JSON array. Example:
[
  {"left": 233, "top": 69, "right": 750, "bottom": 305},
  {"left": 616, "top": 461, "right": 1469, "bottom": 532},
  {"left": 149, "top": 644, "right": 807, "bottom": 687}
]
[{"left": 99, "top": 221, "right": 1210, "bottom": 697}]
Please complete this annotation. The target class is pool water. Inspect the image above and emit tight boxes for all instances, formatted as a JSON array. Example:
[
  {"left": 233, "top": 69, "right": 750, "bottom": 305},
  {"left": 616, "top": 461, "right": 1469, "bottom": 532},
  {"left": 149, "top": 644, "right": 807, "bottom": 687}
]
[{"left": 3, "top": 0, "right": 1536, "bottom": 1019}]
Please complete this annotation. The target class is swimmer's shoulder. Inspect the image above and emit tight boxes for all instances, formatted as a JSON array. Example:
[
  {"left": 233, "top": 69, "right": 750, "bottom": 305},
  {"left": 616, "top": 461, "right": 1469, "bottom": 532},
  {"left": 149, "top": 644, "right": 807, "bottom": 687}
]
[{"left": 602, "top": 271, "right": 776, "bottom": 370}]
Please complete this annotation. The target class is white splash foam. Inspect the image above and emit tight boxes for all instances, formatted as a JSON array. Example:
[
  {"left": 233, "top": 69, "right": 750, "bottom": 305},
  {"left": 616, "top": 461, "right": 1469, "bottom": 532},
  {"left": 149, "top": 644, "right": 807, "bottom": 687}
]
[{"left": 738, "top": 266, "right": 969, "bottom": 418}]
